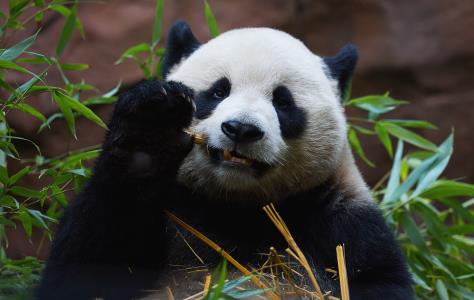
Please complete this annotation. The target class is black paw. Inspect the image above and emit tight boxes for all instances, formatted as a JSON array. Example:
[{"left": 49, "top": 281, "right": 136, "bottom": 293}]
[
  {"left": 102, "top": 80, "right": 195, "bottom": 176},
  {"left": 112, "top": 79, "right": 195, "bottom": 131}
]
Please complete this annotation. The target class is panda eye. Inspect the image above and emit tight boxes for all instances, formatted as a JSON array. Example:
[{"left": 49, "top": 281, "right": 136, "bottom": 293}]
[
  {"left": 273, "top": 97, "right": 291, "bottom": 110},
  {"left": 212, "top": 88, "right": 227, "bottom": 99},
  {"left": 208, "top": 77, "right": 231, "bottom": 100},
  {"left": 272, "top": 86, "right": 294, "bottom": 111}
]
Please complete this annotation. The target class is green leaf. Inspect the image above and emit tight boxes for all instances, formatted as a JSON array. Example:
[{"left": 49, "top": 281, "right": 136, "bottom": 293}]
[
  {"left": 352, "top": 125, "right": 374, "bottom": 135},
  {"left": 56, "top": 5, "right": 77, "bottom": 56},
  {"left": 204, "top": 0, "right": 220, "bottom": 38},
  {"left": 53, "top": 91, "right": 76, "bottom": 137},
  {"left": 382, "top": 119, "right": 437, "bottom": 129},
  {"left": 10, "top": 186, "right": 43, "bottom": 198},
  {"left": 38, "top": 112, "right": 63, "bottom": 133},
  {"left": 60, "top": 63, "right": 89, "bottom": 71},
  {"left": 8, "top": 166, "right": 30, "bottom": 186},
  {"left": 14, "top": 211, "right": 32, "bottom": 238},
  {"left": 346, "top": 94, "right": 407, "bottom": 116},
  {"left": 375, "top": 122, "right": 393, "bottom": 157},
  {"left": 348, "top": 127, "right": 375, "bottom": 167},
  {"left": 206, "top": 260, "right": 228, "bottom": 300},
  {"left": 0, "top": 60, "right": 41, "bottom": 79},
  {"left": 0, "top": 31, "right": 38, "bottom": 61},
  {"left": 383, "top": 140, "right": 403, "bottom": 203},
  {"left": 10, "top": 103, "right": 46, "bottom": 121},
  {"left": 152, "top": 0, "right": 165, "bottom": 47},
  {"left": 59, "top": 93, "right": 107, "bottom": 129},
  {"left": 0, "top": 195, "right": 19, "bottom": 209},
  {"left": 50, "top": 184, "right": 68, "bottom": 207},
  {"left": 398, "top": 210, "right": 429, "bottom": 252},
  {"left": 436, "top": 279, "right": 449, "bottom": 300},
  {"left": 28, "top": 209, "right": 55, "bottom": 230},
  {"left": 6, "top": 72, "right": 45, "bottom": 103},
  {"left": 115, "top": 43, "right": 151, "bottom": 64},
  {"left": 411, "top": 134, "right": 453, "bottom": 198},
  {"left": 221, "top": 274, "right": 254, "bottom": 293},
  {"left": 420, "top": 180, "right": 474, "bottom": 198},
  {"left": 0, "top": 166, "right": 9, "bottom": 184},
  {"left": 379, "top": 122, "right": 437, "bottom": 151},
  {"left": 227, "top": 289, "right": 270, "bottom": 299}
]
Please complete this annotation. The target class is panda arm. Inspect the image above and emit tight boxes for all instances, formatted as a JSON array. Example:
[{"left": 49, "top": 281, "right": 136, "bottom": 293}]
[
  {"left": 328, "top": 201, "right": 414, "bottom": 300},
  {"left": 36, "top": 80, "right": 195, "bottom": 299}
]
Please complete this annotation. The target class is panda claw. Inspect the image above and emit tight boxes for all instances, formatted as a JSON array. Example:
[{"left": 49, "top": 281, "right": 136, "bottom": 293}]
[{"left": 161, "top": 86, "right": 167, "bottom": 96}]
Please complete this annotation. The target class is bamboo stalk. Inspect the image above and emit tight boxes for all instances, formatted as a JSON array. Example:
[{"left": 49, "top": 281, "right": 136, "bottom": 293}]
[
  {"left": 203, "top": 273, "right": 212, "bottom": 296},
  {"left": 263, "top": 204, "right": 324, "bottom": 300},
  {"left": 165, "top": 286, "right": 175, "bottom": 300},
  {"left": 336, "top": 245, "right": 350, "bottom": 300},
  {"left": 165, "top": 210, "right": 280, "bottom": 300}
]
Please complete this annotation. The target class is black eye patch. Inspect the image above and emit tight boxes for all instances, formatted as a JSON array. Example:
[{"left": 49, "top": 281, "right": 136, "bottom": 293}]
[
  {"left": 272, "top": 86, "right": 307, "bottom": 138},
  {"left": 195, "top": 77, "right": 231, "bottom": 119}
]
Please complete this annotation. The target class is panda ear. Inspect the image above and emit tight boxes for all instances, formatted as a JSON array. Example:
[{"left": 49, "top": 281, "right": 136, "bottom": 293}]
[
  {"left": 323, "top": 43, "right": 358, "bottom": 101},
  {"left": 162, "top": 20, "right": 201, "bottom": 78}
]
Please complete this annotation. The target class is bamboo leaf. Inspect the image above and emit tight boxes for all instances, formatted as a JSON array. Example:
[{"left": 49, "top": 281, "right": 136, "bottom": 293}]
[
  {"left": 115, "top": 43, "right": 151, "bottom": 64},
  {"left": 383, "top": 140, "right": 403, "bottom": 202},
  {"left": 59, "top": 93, "right": 107, "bottom": 129},
  {"left": 375, "top": 122, "right": 393, "bottom": 157},
  {"left": 348, "top": 127, "right": 375, "bottom": 167},
  {"left": 420, "top": 180, "right": 474, "bottom": 198},
  {"left": 382, "top": 119, "right": 437, "bottom": 129},
  {"left": 436, "top": 279, "right": 449, "bottom": 300},
  {"left": 56, "top": 5, "right": 77, "bottom": 56},
  {"left": 398, "top": 211, "right": 429, "bottom": 252},
  {"left": 379, "top": 122, "right": 437, "bottom": 151},
  {"left": 0, "top": 60, "right": 41, "bottom": 79},
  {"left": 10, "top": 186, "right": 43, "bottom": 198},
  {"left": 53, "top": 91, "right": 76, "bottom": 138},
  {"left": 204, "top": 0, "right": 220, "bottom": 38},
  {"left": 11, "top": 103, "right": 46, "bottom": 122},
  {"left": 152, "top": 0, "right": 164, "bottom": 47},
  {"left": 8, "top": 166, "right": 30, "bottom": 186},
  {"left": 60, "top": 63, "right": 89, "bottom": 71},
  {"left": 0, "top": 31, "right": 38, "bottom": 61}
]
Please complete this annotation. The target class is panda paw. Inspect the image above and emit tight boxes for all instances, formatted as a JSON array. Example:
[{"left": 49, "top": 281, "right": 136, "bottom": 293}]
[
  {"left": 103, "top": 80, "right": 195, "bottom": 172},
  {"left": 112, "top": 79, "right": 195, "bottom": 130}
]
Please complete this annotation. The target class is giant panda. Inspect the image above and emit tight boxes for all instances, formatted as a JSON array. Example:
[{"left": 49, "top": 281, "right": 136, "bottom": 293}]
[{"left": 37, "top": 21, "right": 413, "bottom": 300}]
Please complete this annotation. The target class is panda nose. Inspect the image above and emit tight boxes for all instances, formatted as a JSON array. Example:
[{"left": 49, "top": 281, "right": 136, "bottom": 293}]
[{"left": 221, "top": 120, "right": 264, "bottom": 143}]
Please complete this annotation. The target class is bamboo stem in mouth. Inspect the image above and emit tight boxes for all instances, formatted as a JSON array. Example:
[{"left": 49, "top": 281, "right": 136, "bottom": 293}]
[{"left": 184, "top": 130, "right": 206, "bottom": 145}]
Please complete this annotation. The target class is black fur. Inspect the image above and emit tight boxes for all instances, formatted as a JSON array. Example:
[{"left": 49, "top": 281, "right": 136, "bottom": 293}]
[
  {"left": 162, "top": 20, "right": 201, "bottom": 77},
  {"left": 195, "top": 77, "right": 231, "bottom": 119},
  {"left": 37, "top": 78, "right": 413, "bottom": 300},
  {"left": 272, "top": 85, "right": 307, "bottom": 138},
  {"left": 323, "top": 43, "right": 358, "bottom": 100}
]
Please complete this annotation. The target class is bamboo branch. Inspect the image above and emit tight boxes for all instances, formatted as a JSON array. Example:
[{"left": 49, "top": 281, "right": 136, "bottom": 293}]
[
  {"left": 165, "top": 210, "right": 280, "bottom": 300},
  {"left": 263, "top": 204, "right": 324, "bottom": 299}
]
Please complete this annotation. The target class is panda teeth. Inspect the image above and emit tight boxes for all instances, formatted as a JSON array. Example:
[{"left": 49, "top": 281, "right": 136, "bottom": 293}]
[
  {"left": 222, "top": 149, "right": 253, "bottom": 166},
  {"left": 223, "top": 149, "right": 232, "bottom": 160}
]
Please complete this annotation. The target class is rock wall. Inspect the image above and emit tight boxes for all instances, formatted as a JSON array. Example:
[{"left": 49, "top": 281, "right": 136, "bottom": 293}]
[{"left": 2, "top": 0, "right": 473, "bottom": 257}]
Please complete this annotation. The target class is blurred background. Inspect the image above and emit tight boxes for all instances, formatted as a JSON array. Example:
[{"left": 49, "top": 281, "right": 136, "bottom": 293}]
[{"left": 2, "top": 0, "right": 474, "bottom": 259}]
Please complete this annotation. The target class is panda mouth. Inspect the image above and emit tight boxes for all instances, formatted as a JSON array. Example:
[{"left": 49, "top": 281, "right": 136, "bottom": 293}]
[{"left": 207, "top": 146, "right": 270, "bottom": 170}]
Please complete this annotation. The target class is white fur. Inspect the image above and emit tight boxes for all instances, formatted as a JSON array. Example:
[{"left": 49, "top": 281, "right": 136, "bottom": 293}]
[{"left": 167, "top": 28, "right": 348, "bottom": 202}]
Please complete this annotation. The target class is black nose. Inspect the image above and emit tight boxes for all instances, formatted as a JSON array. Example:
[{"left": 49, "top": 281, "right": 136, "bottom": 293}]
[{"left": 221, "top": 120, "right": 264, "bottom": 143}]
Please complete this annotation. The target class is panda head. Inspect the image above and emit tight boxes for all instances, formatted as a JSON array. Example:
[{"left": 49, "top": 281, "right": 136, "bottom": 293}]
[{"left": 164, "top": 21, "right": 358, "bottom": 202}]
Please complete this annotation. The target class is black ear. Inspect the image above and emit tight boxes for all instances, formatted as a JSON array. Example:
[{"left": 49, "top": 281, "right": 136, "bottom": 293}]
[
  {"left": 323, "top": 43, "right": 358, "bottom": 100},
  {"left": 162, "top": 20, "right": 201, "bottom": 78}
]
